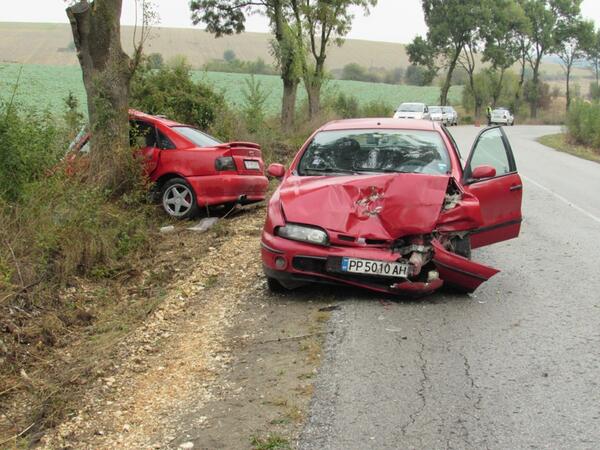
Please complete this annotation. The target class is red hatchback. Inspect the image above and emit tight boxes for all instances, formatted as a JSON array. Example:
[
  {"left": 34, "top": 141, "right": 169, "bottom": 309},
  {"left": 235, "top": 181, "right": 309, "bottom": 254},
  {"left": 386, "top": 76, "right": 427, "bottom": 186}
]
[
  {"left": 69, "top": 110, "right": 269, "bottom": 218},
  {"left": 261, "top": 119, "right": 523, "bottom": 295}
]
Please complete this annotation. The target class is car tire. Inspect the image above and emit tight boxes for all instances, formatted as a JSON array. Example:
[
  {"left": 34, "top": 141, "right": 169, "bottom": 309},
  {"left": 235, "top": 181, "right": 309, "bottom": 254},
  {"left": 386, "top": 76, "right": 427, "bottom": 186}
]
[
  {"left": 266, "top": 276, "right": 287, "bottom": 293},
  {"left": 160, "top": 177, "right": 199, "bottom": 219}
]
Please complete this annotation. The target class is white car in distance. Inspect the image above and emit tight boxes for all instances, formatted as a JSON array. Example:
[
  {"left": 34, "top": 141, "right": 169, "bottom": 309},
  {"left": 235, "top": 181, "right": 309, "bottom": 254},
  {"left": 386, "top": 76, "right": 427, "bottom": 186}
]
[
  {"left": 442, "top": 106, "right": 459, "bottom": 126},
  {"left": 428, "top": 106, "right": 445, "bottom": 124},
  {"left": 490, "top": 108, "right": 515, "bottom": 126},
  {"left": 393, "top": 102, "right": 431, "bottom": 120}
]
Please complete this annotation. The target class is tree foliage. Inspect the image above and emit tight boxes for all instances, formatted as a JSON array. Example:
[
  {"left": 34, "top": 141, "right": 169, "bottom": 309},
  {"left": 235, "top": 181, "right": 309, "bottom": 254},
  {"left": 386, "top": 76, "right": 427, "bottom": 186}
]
[{"left": 290, "top": 0, "right": 377, "bottom": 118}]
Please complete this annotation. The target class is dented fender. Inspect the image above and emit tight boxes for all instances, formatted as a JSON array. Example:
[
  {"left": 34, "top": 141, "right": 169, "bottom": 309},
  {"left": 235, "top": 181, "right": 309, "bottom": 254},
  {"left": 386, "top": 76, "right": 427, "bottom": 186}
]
[{"left": 431, "top": 239, "right": 499, "bottom": 292}]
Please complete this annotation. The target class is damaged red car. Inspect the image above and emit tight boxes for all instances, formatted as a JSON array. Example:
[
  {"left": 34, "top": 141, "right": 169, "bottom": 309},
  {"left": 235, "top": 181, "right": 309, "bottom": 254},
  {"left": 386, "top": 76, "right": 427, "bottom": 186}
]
[
  {"left": 261, "top": 119, "right": 522, "bottom": 295},
  {"left": 68, "top": 110, "right": 269, "bottom": 219}
]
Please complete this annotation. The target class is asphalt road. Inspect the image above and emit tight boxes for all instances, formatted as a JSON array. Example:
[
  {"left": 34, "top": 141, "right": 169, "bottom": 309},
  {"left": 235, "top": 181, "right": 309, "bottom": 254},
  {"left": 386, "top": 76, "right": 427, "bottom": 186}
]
[{"left": 299, "top": 125, "right": 600, "bottom": 450}]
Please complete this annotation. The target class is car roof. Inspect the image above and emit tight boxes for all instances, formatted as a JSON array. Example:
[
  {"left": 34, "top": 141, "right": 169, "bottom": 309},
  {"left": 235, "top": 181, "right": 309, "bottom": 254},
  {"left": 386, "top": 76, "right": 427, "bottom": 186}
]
[
  {"left": 129, "top": 109, "right": 185, "bottom": 127},
  {"left": 319, "top": 118, "right": 438, "bottom": 132}
]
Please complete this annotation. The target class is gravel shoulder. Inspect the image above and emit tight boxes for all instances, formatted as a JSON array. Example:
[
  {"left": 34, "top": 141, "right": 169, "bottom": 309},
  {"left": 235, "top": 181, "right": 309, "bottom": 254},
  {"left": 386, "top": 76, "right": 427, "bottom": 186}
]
[{"left": 35, "top": 206, "right": 331, "bottom": 450}]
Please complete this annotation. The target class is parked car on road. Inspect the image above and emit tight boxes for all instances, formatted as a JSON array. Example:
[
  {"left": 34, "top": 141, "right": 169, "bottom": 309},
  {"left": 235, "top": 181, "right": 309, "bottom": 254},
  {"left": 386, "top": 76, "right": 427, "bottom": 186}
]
[
  {"left": 490, "top": 108, "right": 515, "bottom": 126},
  {"left": 262, "top": 119, "right": 523, "bottom": 296},
  {"left": 442, "top": 106, "right": 459, "bottom": 126},
  {"left": 428, "top": 106, "right": 445, "bottom": 124},
  {"left": 393, "top": 102, "right": 430, "bottom": 120},
  {"left": 68, "top": 110, "right": 269, "bottom": 219}
]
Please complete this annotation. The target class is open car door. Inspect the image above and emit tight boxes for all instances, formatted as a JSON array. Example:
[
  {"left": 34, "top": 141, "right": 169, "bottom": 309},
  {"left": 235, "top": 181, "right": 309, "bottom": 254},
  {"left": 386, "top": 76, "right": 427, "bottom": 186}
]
[
  {"left": 130, "top": 120, "right": 161, "bottom": 175},
  {"left": 462, "top": 127, "right": 522, "bottom": 249}
]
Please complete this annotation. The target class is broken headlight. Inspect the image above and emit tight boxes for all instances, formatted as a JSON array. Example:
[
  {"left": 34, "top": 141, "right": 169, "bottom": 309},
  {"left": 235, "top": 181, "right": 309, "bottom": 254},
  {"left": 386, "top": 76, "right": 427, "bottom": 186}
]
[{"left": 276, "top": 224, "right": 329, "bottom": 246}]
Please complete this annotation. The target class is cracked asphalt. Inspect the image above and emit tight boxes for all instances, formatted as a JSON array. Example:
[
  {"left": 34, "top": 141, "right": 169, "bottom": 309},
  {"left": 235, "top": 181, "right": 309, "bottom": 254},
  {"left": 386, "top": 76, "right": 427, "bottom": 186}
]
[{"left": 299, "top": 125, "right": 600, "bottom": 449}]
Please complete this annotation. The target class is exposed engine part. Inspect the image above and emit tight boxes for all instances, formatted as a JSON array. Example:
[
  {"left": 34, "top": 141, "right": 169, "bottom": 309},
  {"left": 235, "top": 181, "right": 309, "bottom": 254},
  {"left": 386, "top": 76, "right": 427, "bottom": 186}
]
[
  {"left": 427, "top": 270, "right": 439, "bottom": 282},
  {"left": 443, "top": 178, "right": 463, "bottom": 211}
]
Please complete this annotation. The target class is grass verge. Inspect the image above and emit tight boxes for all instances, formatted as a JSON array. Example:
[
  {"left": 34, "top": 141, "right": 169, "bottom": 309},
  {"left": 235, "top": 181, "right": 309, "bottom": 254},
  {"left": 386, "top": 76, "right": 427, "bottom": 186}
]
[{"left": 538, "top": 133, "right": 600, "bottom": 164}]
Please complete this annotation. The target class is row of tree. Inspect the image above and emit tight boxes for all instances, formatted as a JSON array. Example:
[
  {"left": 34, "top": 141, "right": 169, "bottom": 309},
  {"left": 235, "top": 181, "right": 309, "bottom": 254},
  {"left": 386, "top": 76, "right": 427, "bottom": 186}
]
[
  {"left": 407, "top": 0, "right": 599, "bottom": 118},
  {"left": 190, "top": 0, "right": 377, "bottom": 130}
]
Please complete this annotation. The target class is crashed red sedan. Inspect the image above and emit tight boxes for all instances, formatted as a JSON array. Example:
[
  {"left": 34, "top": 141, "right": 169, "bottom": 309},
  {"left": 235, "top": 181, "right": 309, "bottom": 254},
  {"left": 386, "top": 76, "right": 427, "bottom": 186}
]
[
  {"left": 68, "top": 110, "right": 269, "bottom": 218},
  {"left": 261, "top": 119, "right": 522, "bottom": 295}
]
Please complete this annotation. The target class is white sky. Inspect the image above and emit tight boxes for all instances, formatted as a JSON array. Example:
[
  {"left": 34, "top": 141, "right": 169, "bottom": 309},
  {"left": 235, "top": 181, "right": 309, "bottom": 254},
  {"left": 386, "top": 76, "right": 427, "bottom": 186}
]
[{"left": 2, "top": 0, "right": 599, "bottom": 44}]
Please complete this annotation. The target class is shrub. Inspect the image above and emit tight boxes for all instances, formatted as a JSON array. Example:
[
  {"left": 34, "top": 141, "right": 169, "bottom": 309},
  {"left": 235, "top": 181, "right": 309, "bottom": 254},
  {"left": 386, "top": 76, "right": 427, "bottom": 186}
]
[
  {"left": 361, "top": 100, "right": 393, "bottom": 118},
  {"left": 130, "top": 57, "right": 228, "bottom": 130},
  {"left": 566, "top": 100, "right": 600, "bottom": 148},
  {"left": 242, "top": 75, "right": 270, "bottom": 133},
  {"left": 331, "top": 92, "right": 360, "bottom": 118},
  {"left": 0, "top": 103, "right": 66, "bottom": 202}
]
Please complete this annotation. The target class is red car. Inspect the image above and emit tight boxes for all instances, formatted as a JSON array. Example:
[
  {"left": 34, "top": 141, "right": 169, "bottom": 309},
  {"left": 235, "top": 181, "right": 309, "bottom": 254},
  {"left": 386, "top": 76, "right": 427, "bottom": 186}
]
[
  {"left": 261, "top": 119, "right": 522, "bottom": 295},
  {"left": 69, "top": 110, "right": 269, "bottom": 218}
]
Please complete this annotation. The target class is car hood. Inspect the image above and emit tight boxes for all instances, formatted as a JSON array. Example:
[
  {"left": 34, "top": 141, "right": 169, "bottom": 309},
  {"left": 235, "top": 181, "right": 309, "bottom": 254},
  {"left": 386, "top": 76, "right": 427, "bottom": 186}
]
[
  {"left": 395, "top": 112, "right": 422, "bottom": 118},
  {"left": 279, "top": 174, "right": 450, "bottom": 240}
]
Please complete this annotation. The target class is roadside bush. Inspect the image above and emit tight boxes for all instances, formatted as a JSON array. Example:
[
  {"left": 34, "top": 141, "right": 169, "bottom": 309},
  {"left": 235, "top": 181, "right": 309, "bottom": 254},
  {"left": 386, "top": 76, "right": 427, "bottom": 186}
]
[
  {"left": 242, "top": 75, "right": 270, "bottom": 133},
  {"left": 0, "top": 103, "right": 66, "bottom": 202},
  {"left": 131, "top": 57, "right": 228, "bottom": 131},
  {"left": 566, "top": 100, "right": 600, "bottom": 148},
  {"left": 329, "top": 92, "right": 360, "bottom": 118},
  {"left": 361, "top": 100, "right": 393, "bottom": 117}
]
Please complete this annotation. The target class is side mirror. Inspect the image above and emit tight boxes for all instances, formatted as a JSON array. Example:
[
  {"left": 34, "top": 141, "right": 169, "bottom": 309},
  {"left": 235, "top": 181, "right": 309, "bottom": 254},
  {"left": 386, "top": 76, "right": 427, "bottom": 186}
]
[
  {"left": 267, "top": 163, "right": 286, "bottom": 178},
  {"left": 471, "top": 165, "right": 496, "bottom": 180}
]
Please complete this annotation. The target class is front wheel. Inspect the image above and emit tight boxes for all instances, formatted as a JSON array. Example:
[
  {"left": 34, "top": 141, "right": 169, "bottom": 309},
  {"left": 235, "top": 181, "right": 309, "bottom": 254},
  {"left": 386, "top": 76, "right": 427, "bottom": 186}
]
[
  {"left": 161, "top": 178, "right": 199, "bottom": 219},
  {"left": 266, "top": 277, "right": 287, "bottom": 293}
]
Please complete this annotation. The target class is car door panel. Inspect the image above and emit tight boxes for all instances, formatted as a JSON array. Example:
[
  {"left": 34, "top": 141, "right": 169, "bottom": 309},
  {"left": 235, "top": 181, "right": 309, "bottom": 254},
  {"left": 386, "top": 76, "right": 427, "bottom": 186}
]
[{"left": 463, "top": 126, "right": 522, "bottom": 249}]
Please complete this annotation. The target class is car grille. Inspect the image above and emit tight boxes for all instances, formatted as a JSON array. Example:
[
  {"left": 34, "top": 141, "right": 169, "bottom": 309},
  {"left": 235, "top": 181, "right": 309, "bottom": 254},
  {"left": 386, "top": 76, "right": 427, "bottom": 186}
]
[{"left": 292, "top": 256, "right": 401, "bottom": 288}]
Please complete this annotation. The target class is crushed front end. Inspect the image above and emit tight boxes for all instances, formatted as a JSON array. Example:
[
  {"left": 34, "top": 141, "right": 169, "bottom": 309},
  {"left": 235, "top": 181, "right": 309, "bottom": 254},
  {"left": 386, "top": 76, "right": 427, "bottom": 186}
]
[{"left": 262, "top": 174, "right": 500, "bottom": 296}]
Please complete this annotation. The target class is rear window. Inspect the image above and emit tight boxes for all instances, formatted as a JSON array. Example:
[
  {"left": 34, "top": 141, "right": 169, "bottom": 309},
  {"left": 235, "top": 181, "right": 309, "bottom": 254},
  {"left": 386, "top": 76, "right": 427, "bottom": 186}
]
[
  {"left": 172, "top": 126, "right": 222, "bottom": 147},
  {"left": 298, "top": 129, "right": 451, "bottom": 176},
  {"left": 397, "top": 103, "right": 424, "bottom": 112}
]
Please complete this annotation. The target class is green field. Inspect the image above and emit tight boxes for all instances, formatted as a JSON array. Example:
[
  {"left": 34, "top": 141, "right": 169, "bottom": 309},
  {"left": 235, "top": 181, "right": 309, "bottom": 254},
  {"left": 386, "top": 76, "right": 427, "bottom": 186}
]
[{"left": 0, "top": 63, "right": 462, "bottom": 116}]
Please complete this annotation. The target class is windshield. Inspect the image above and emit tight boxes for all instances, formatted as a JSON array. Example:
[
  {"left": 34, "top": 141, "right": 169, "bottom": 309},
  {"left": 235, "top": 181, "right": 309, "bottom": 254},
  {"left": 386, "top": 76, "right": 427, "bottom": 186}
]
[
  {"left": 442, "top": 107, "right": 454, "bottom": 113},
  {"left": 298, "top": 129, "right": 451, "bottom": 176},
  {"left": 172, "top": 126, "right": 222, "bottom": 147},
  {"left": 397, "top": 103, "right": 424, "bottom": 112},
  {"left": 429, "top": 106, "right": 442, "bottom": 114}
]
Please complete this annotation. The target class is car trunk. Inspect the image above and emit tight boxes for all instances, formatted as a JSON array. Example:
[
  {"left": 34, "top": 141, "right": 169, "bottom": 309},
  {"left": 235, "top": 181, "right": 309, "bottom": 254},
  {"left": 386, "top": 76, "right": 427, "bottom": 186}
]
[{"left": 218, "top": 142, "right": 264, "bottom": 175}]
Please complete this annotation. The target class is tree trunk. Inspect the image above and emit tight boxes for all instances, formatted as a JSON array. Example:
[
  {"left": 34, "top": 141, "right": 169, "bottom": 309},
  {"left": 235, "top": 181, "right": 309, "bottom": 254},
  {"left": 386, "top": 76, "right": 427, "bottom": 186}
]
[
  {"left": 67, "top": 0, "right": 133, "bottom": 193},
  {"left": 514, "top": 57, "right": 526, "bottom": 113},
  {"left": 530, "top": 56, "right": 543, "bottom": 119},
  {"left": 306, "top": 80, "right": 321, "bottom": 120},
  {"left": 440, "top": 49, "right": 460, "bottom": 106},
  {"left": 281, "top": 78, "right": 298, "bottom": 131},
  {"left": 565, "top": 64, "right": 571, "bottom": 111},
  {"left": 492, "top": 68, "right": 506, "bottom": 107},
  {"left": 306, "top": 59, "right": 325, "bottom": 120}
]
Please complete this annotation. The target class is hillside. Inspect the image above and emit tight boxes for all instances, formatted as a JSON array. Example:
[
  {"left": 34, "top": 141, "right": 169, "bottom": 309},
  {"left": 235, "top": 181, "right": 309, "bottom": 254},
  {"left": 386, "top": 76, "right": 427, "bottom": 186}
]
[{"left": 0, "top": 22, "right": 409, "bottom": 71}]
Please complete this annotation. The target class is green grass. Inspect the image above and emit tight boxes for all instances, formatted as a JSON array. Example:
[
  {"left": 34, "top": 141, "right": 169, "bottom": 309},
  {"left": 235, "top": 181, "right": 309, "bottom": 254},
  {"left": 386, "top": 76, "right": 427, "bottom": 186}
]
[
  {"left": 538, "top": 133, "right": 600, "bottom": 164},
  {"left": 0, "top": 63, "right": 462, "bottom": 116},
  {"left": 250, "top": 434, "right": 291, "bottom": 450}
]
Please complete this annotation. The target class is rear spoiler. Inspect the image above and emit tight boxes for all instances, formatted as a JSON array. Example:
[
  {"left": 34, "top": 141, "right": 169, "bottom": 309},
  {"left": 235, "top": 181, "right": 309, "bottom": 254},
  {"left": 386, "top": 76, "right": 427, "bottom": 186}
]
[{"left": 216, "top": 141, "right": 261, "bottom": 150}]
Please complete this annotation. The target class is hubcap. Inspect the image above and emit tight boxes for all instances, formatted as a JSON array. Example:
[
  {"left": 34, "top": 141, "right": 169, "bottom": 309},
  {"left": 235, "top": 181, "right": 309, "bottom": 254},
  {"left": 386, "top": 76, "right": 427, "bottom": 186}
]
[{"left": 163, "top": 184, "right": 193, "bottom": 217}]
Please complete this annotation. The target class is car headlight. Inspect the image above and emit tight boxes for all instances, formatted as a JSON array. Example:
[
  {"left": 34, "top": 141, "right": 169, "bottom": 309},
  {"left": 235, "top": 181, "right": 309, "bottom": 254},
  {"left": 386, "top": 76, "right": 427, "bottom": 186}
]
[{"left": 276, "top": 224, "right": 329, "bottom": 246}]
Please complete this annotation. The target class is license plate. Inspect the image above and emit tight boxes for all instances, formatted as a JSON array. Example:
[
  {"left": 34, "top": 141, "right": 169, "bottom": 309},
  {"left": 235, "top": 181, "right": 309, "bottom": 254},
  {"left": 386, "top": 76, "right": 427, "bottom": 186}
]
[
  {"left": 244, "top": 160, "right": 260, "bottom": 170},
  {"left": 340, "top": 257, "right": 409, "bottom": 278}
]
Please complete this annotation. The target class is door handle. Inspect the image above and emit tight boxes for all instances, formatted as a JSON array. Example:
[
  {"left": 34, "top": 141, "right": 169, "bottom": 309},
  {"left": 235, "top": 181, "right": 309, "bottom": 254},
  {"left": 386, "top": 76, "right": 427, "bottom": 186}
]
[{"left": 509, "top": 184, "right": 523, "bottom": 192}]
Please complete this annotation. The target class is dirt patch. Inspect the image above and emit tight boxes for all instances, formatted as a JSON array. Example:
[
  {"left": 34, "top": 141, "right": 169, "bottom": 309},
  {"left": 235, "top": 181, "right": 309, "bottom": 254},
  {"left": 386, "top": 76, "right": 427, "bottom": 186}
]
[
  {"left": 169, "top": 286, "right": 335, "bottom": 450},
  {"left": 1, "top": 204, "right": 333, "bottom": 449}
]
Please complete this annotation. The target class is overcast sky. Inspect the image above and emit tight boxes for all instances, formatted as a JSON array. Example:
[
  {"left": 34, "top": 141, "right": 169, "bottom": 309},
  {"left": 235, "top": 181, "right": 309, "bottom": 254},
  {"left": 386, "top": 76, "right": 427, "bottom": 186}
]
[{"left": 3, "top": 0, "right": 600, "bottom": 44}]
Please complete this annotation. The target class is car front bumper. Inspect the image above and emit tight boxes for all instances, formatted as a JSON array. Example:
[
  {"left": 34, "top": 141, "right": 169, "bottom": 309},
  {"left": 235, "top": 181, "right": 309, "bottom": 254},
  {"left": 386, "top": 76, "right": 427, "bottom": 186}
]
[{"left": 261, "top": 231, "right": 444, "bottom": 295}]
